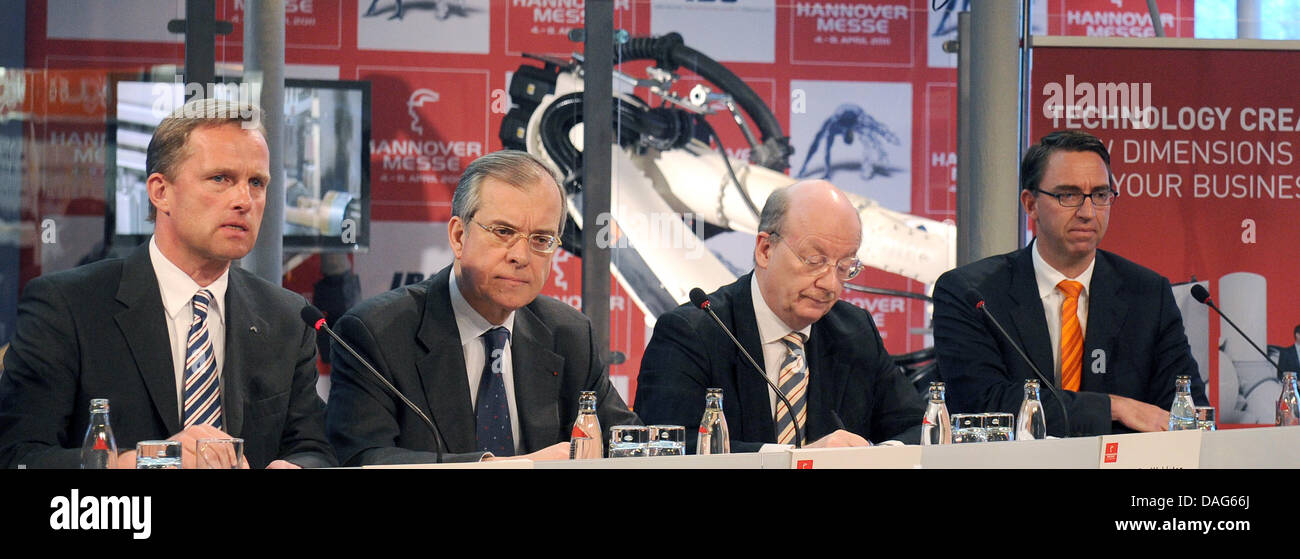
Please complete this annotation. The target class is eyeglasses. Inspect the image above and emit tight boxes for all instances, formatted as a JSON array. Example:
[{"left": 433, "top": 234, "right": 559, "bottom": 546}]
[
  {"left": 770, "top": 233, "right": 864, "bottom": 281},
  {"left": 472, "top": 221, "right": 561, "bottom": 254},
  {"left": 1033, "top": 188, "right": 1118, "bottom": 207}
]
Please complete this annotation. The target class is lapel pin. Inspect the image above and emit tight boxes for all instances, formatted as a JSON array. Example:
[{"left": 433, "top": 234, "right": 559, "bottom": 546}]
[
  {"left": 552, "top": 371, "right": 558, "bottom": 376},
  {"left": 249, "top": 325, "right": 260, "bottom": 334}
]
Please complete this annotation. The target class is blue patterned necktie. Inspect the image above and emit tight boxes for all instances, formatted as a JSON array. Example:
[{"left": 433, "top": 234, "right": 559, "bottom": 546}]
[
  {"left": 183, "top": 289, "right": 222, "bottom": 429},
  {"left": 775, "top": 332, "right": 808, "bottom": 445},
  {"left": 475, "top": 326, "right": 514, "bottom": 456}
]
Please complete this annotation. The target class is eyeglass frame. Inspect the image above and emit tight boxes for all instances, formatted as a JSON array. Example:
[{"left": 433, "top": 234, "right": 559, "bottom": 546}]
[
  {"left": 471, "top": 220, "right": 562, "bottom": 254},
  {"left": 1032, "top": 187, "right": 1119, "bottom": 208},
  {"left": 767, "top": 232, "right": 864, "bottom": 281}
]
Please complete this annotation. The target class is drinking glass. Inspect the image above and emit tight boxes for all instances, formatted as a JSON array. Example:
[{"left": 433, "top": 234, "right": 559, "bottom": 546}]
[
  {"left": 135, "top": 440, "right": 182, "bottom": 469},
  {"left": 951, "top": 414, "right": 987, "bottom": 444},
  {"left": 608, "top": 425, "right": 648, "bottom": 458},
  {"left": 647, "top": 425, "right": 685, "bottom": 456},
  {"left": 984, "top": 413, "right": 1015, "bottom": 442},
  {"left": 196, "top": 438, "right": 245, "bottom": 469}
]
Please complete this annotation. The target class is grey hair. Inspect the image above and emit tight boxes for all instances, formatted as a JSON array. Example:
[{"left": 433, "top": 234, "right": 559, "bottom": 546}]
[
  {"left": 452, "top": 150, "right": 566, "bottom": 235},
  {"left": 145, "top": 97, "right": 266, "bottom": 221},
  {"left": 757, "top": 186, "right": 792, "bottom": 235}
]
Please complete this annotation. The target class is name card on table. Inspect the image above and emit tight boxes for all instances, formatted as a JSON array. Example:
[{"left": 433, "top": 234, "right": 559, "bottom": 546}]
[
  {"left": 787, "top": 445, "right": 922, "bottom": 469},
  {"left": 1098, "top": 430, "right": 1202, "bottom": 469}
]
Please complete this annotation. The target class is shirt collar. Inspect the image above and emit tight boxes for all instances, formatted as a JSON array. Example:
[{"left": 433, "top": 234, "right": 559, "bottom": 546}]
[
  {"left": 149, "top": 236, "right": 229, "bottom": 321},
  {"left": 750, "top": 274, "right": 812, "bottom": 346},
  {"left": 449, "top": 272, "right": 515, "bottom": 347},
  {"left": 1031, "top": 239, "right": 1096, "bottom": 301}
]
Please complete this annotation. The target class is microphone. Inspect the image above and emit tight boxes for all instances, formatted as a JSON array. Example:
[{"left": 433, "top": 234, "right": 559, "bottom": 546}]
[
  {"left": 968, "top": 291, "right": 1071, "bottom": 437},
  {"left": 1190, "top": 284, "right": 1281, "bottom": 374},
  {"left": 301, "top": 306, "right": 445, "bottom": 463},
  {"left": 689, "top": 287, "right": 804, "bottom": 448}
]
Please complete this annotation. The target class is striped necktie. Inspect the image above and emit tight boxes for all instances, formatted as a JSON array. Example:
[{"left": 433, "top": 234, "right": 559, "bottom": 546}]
[
  {"left": 183, "top": 289, "right": 222, "bottom": 428},
  {"left": 775, "top": 332, "right": 809, "bottom": 445},
  {"left": 1057, "top": 280, "right": 1084, "bottom": 392}
]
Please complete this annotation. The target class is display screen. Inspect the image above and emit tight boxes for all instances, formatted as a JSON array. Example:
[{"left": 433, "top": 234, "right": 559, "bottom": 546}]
[{"left": 108, "top": 77, "right": 371, "bottom": 252}]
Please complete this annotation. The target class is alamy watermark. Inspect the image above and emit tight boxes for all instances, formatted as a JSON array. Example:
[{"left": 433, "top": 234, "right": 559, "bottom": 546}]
[
  {"left": 150, "top": 77, "right": 262, "bottom": 130},
  {"left": 593, "top": 210, "right": 709, "bottom": 259}
]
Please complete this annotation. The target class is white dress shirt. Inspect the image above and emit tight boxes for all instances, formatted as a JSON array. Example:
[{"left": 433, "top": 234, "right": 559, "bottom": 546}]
[
  {"left": 1031, "top": 241, "right": 1096, "bottom": 385},
  {"left": 449, "top": 273, "right": 522, "bottom": 454},
  {"left": 149, "top": 236, "right": 229, "bottom": 424}
]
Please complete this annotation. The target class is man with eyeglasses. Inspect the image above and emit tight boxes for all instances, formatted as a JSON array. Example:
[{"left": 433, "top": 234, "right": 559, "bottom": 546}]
[
  {"left": 635, "top": 180, "right": 926, "bottom": 452},
  {"left": 933, "top": 130, "right": 1207, "bottom": 437},
  {"left": 325, "top": 150, "right": 637, "bottom": 464}
]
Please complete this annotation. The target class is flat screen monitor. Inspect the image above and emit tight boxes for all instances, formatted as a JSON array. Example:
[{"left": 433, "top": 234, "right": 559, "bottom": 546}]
[{"left": 107, "top": 76, "right": 371, "bottom": 253}]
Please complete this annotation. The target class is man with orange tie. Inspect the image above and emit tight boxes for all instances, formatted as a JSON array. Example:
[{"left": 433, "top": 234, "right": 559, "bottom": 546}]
[{"left": 932, "top": 130, "right": 1207, "bottom": 437}]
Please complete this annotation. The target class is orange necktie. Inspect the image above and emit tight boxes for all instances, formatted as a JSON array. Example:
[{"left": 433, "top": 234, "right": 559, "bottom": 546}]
[{"left": 1057, "top": 280, "right": 1084, "bottom": 392}]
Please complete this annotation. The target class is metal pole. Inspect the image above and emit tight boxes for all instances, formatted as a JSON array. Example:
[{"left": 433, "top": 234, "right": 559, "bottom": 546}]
[
  {"left": 582, "top": 0, "right": 614, "bottom": 360},
  {"left": 1238, "top": 0, "right": 1263, "bottom": 39},
  {"left": 966, "top": 0, "right": 1023, "bottom": 260},
  {"left": 1145, "top": 0, "right": 1166, "bottom": 38},
  {"left": 955, "top": 11, "right": 973, "bottom": 266},
  {"left": 241, "top": 0, "right": 285, "bottom": 283},
  {"left": 183, "top": 0, "right": 217, "bottom": 99}
]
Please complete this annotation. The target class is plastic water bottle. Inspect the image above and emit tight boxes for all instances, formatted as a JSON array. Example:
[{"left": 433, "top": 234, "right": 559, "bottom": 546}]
[
  {"left": 920, "top": 382, "right": 951, "bottom": 445},
  {"left": 697, "top": 388, "right": 730, "bottom": 455},
  {"left": 1168, "top": 375, "right": 1198, "bottom": 431},
  {"left": 1278, "top": 372, "right": 1300, "bottom": 427},
  {"left": 1016, "top": 379, "right": 1047, "bottom": 440},
  {"left": 81, "top": 399, "right": 118, "bottom": 469},
  {"left": 569, "top": 391, "right": 602, "bottom": 459}
]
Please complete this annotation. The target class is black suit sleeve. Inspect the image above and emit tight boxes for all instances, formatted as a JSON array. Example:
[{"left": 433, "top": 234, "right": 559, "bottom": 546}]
[
  {"left": 932, "top": 271, "right": 1111, "bottom": 436},
  {"left": 1146, "top": 278, "right": 1211, "bottom": 409},
  {"left": 581, "top": 315, "right": 640, "bottom": 445},
  {"left": 632, "top": 311, "right": 763, "bottom": 452},
  {"left": 861, "top": 324, "right": 927, "bottom": 445},
  {"left": 0, "top": 276, "right": 84, "bottom": 469},
  {"left": 325, "top": 314, "right": 484, "bottom": 465},
  {"left": 273, "top": 320, "right": 338, "bottom": 468}
]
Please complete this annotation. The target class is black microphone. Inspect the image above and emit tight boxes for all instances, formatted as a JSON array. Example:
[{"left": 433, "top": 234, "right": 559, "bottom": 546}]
[
  {"left": 1190, "top": 284, "right": 1281, "bottom": 374},
  {"left": 968, "top": 291, "right": 1071, "bottom": 437},
  {"left": 689, "top": 287, "right": 805, "bottom": 448},
  {"left": 301, "top": 306, "right": 445, "bottom": 463}
]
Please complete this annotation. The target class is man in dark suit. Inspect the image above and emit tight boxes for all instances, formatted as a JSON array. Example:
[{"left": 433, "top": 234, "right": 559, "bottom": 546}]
[
  {"left": 325, "top": 150, "right": 637, "bottom": 465},
  {"left": 635, "top": 180, "right": 925, "bottom": 452},
  {"left": 0, "top": 98, "right": 334, "bottom": 468},
  {"left": 1277, "top": 325, "right": 1300, "bottom": 378},
  {"left": 933, "top": 130, "right": 1207, "bottom": 437}
]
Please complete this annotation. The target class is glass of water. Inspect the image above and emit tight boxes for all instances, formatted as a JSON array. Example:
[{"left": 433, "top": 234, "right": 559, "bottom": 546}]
[
  {"left": 608, "top": 425, "right": 648, "bottom": 458},
  {"left": 984, "top": 413, "right": 1015, "bottom": 442},
  {"left": 1195, "top": 407, "right": 1217, "bottom": 431},
  {"left": 951, "top": 414, "right": 987, "bottom": 444},
  {"left": 196, "top": 438, "right": 245, "bottom": 469},
  {"left": 135, "top": 440, "right": 182, "bottom": 469},
  {"left": 647, "top": 425, "right": 685, "bottom": 456}
]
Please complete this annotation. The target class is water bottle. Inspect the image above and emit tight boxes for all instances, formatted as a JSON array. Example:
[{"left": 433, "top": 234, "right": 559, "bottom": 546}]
[
  {"left": 1278, "top": 371, "right": 1300, "bottom": 427},
  {"left": 1168, "top": 375, "right": 1198, "bottom": 431},
  {"left": 568, "top": 391, "right": 602, "bottom": 459},
  {"left": 697, "top": 388, "right": 730, "bottom": 455},
  {"left": 1016, "top": 379, "right": 1047, "bottom": 440},
  {"left": 920, "top": 382, "right": 951, "bottom": 445},
  {"left": 80, "top": 398, "right": 118, "bottom": 469}
]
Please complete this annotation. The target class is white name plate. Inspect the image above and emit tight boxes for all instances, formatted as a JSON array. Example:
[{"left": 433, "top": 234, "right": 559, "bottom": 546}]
[
  {"left": 786, "top": 445, "right": 922, "bottom": 469},
  {"left": 1098, "top": 430, "right": 1202, "bottom": 469}
]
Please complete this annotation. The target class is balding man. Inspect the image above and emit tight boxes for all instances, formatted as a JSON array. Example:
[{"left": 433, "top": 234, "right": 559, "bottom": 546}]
[{"left": 635, "top": 180, "right": 925, "bottom": 452}]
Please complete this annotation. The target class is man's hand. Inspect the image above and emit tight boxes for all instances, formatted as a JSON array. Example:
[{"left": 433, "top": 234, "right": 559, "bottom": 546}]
[
  {"left": 483, "top": 442, "right": 571, "bottom": 462},
  {"left": 266, "top": 460, "right": 302, "bottom": 469},
  {"left": 1110, "top": 394, "right": 1170, "bottom": 432},
  {"left": 805, "top": 429, "right": 871, "bottom": 448}
]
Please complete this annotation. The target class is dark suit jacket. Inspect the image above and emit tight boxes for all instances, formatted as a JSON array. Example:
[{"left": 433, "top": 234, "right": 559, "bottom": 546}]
[
  {"left": 634, "top": 274, "right": 926, "bottom": 453},
  {"left": 1277, "top": 345, "right": 1299, "bottom": 379},
  {"left": 325, "top": 266, "right": 639, "bottom": 465},
  {"left": 0, "top": 245, "right": 336, "bottom": 468},
  {"left": 932, "top": 243, "right": 1208, "bottom": 437}
]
